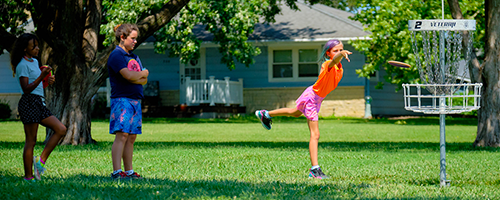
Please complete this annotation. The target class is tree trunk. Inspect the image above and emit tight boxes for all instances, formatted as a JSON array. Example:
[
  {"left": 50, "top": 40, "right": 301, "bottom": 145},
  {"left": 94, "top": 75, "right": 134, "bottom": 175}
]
[
  {"left": 44, "top": 62, "right": 103, "bottom": 145},
  {"left": 474, "top": 0, "right": 500, "bottom": 147}
]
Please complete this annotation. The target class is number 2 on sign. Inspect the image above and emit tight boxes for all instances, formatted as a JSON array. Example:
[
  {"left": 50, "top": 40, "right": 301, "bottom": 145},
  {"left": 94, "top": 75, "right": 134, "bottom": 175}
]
[{"left": 415, "top": 21, "right": 422, "bottom": 29}]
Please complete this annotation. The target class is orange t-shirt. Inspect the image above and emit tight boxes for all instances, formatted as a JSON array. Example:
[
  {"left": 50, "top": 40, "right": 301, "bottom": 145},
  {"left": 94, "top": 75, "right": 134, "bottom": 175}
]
[{"left": 312, "top": 60, "right": 343, "bottom": 98}]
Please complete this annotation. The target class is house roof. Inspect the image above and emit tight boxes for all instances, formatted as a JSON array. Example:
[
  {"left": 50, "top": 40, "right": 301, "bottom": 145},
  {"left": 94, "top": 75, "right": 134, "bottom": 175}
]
[{"left": 192, "top": 1, "right": 369, "bottom": 42}]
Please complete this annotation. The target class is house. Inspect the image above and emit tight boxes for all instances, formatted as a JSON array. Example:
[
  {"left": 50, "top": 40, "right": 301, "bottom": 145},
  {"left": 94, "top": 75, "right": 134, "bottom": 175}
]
[
  {"left": 132, "top": 1, "right": 370, "bottom": 118},
  {"left": 1, "top": 1, "right": 401, "bottom": 119}
]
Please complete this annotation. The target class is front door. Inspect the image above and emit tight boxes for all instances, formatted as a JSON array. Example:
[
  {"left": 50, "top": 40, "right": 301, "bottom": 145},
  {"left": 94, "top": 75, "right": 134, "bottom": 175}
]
[{"left": 179, "top": 48, "right": 206, "bottom": 104}]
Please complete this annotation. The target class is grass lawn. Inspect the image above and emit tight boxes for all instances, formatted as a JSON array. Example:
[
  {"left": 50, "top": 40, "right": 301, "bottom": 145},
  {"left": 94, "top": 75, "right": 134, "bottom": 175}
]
[{"left": 0, "top": 116, "right": 499, "bottom": 199}]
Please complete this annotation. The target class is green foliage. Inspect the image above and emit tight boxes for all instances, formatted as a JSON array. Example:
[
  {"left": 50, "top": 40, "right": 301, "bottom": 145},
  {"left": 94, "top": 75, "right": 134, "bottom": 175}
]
[
  {"left": 319, "top": 0, "right": 361, "bottom": 12},
  {"left": 100, "top": 0, "right": 171, "bottom": 46},
  {"left": 0, "top": 119, "right": 499, "bottom": 198},
  {"left": 349, "top": 0, "right": 485, "bottom": 90},
  {"left": 0, "top": 0, "right": 32, "bottom": 54},
  {"left": 0, "top": 0, "right": 31, "bottom": 35}
]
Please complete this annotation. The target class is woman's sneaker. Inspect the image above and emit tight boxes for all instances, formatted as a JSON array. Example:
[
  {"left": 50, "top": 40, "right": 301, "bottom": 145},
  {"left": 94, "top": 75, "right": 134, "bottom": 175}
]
[
  {"left": 127, "top": 172, "right": 144, "bottom": 179},
  {"left": 309, "top": 167, "right": 330, "bottom": 179},
  {"left": 111, "top": 171, "right": 130, "bottom": 180},
  {"left": 33, "top": 156, "right": 46, "bottom": 180},
  {"left": 255, "top": 110, "right": 272, "bottom": 130},
  {"left": 24, "top": 177, "right": 36, "bottom": 183}
]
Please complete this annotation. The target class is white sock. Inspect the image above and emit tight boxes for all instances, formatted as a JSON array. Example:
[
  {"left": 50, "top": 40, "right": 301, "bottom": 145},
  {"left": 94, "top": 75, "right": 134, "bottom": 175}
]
[
  {"left": 126, "top": 170, "right": 134, "bottom": 175},
  {"left": 311, "top": 165, "right": 320, "bottom": 170},
  {"left": 113, "top": 169, "right": 122, "bottom": 175}
]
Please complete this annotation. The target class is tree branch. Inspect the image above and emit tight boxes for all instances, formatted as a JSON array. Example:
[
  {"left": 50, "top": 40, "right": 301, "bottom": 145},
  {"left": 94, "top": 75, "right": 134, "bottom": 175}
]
[
  {"left": 82, "top": 0, "right": 102, "bottom": 63},
  {"left": 136, "top": 0, "right": 191, "bottom": 45}
]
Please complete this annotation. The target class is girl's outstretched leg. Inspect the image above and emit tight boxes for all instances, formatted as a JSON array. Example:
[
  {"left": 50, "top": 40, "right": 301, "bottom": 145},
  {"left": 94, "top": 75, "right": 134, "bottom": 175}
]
[
  {"left": 255, "top": 108, "right": 302, "bottom": 130},
  {"left": 40, "top": 116, "right": 66, "bottom": 162},
  {"left": 23, "top": 123, "right": 38, "bottom": 180},
  {"left": 307, "top": 119, "right": 329, "bottom": 179},
  {"left": 269, "top": 108, "right": 302, "bottom": 117}
]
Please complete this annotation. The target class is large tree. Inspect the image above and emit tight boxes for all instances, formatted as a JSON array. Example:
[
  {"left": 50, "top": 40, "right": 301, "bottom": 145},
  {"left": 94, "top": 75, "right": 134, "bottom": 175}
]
[
  {"left": 351, "top": 0, "right": 500, "bottom": 147},
  {"left": 0, "top": 0, "right": 319, "bottom": 145}
]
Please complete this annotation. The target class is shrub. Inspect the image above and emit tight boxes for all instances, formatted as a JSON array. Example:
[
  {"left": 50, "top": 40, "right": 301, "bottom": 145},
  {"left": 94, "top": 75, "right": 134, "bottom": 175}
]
[
  {"left": 0, "top": 100, "right": 12, "bottom": 119},
  {"left": 91, "top": 95, "right": 108, "bottom": 119}
]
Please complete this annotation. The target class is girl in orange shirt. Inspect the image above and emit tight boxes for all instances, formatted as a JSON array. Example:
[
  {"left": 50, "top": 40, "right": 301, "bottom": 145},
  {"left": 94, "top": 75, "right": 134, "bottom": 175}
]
[{"left": 255, "top": 39, "right": 352, "bottom": 179}]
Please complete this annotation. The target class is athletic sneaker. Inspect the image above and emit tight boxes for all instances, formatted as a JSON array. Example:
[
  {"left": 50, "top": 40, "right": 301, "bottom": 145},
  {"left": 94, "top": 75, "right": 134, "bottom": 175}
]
[
  {"left": 255, "top": 110, "right": 272, "bottom": 130},
  {"left": 309, "top": 167, "right": 329, "bottom": 179},
  {"left": 127, "top": 172, "right": 144, "bottom": 179},
  {"left": 111, "top": 171, "right": 130, "bottom": 180},
  {"left": 24, "top": 177, "right": 36, "bottom": 183},
  {"left": 33, "top": 156, "right": 46, "bottom": 180}
]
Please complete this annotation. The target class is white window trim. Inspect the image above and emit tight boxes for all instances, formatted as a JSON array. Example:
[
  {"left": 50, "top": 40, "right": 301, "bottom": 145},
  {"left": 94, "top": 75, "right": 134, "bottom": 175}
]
[{"left": 268, "top": 44, "right": 322, "bottom": 82}]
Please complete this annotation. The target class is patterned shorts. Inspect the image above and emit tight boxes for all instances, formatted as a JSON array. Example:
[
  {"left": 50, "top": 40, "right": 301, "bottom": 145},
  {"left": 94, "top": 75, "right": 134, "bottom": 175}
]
[
  {"left": 18, "top": 94, "right": 53, "bottom": 124},
  {"left": 295, "top": 86, "right": 324, "bottom": 121},
  {"left": 109, "top": 98, "right": 142, "bottom": 134}
]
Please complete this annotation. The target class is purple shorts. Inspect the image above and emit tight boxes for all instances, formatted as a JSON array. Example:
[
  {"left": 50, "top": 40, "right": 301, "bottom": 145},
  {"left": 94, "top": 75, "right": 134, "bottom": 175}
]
[
  {"left": 109, "top": 97, "right": 142, "bottom": 134},
  {"left": 295, "top": 86, "right": 324, "bottom": 121}
]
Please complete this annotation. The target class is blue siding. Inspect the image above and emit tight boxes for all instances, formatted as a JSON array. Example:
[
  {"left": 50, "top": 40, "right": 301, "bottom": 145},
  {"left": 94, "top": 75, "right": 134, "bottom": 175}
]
[
  {"left": 369, "top": 69, "right": 425, "bottom": 116},
  {"left": 0, "top": 53, "right": 22, "bottom": 93},
  {"left": 134, "top": 48, "right": 180, "bottom": 90},
  {"left": 338, "top": 44, "right": 365, "bottom": 87}
]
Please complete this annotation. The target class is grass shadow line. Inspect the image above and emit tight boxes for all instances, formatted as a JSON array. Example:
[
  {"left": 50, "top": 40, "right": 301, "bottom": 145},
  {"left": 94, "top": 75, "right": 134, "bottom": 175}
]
[{"left": 1, "top": 141, "right": 498, "bottom": 153}]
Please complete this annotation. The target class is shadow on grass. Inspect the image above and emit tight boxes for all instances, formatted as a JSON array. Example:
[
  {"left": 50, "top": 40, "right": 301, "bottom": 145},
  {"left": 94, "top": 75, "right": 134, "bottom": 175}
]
[
  {"left": 92, "top": 116, "right": 478, "bottom": 126},
  {"left": 1, "top": 141, "right": 498, "bottom": 153},
  {"left": 339, "top": 117, "right": 478, "bottom": 126},
  {"left": 134, "top": 141, "right": 499, "bottom": 152},
  {"left": 0, "top": 173, "right": 462, "bottom": 199}
]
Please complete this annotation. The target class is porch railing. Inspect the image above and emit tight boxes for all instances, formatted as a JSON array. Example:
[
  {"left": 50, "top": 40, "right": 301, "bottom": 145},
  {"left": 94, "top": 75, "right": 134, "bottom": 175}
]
[{"left": 185, "top": 76, "right": 244, "bottom": 106}]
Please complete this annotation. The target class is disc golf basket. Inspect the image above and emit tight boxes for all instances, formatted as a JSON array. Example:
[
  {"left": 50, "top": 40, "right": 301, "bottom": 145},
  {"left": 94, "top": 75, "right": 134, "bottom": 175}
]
[{"left": 404, "top": 19, "right": 482, "bottom": 186}]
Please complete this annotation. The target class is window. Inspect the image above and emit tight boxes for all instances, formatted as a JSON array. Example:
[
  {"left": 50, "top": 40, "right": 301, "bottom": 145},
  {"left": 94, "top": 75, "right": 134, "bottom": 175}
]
[
  {"left": 269, "top": 46, "right": 320, "bottom": 82},
  {"left": 185, "top": 68, "right": 201, "bottom": 80},
  {"left": 298, "top": 49, "right": 319, "bottom": 77},
  {"left": 272, "top": 50, "right": 293, "bottom": 78}
]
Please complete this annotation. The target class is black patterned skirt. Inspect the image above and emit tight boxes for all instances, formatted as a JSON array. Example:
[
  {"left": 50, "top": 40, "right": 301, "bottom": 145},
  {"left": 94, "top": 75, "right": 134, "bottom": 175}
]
[{"left": 18, "top": 94, "right": 53, "bottom": 124}]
